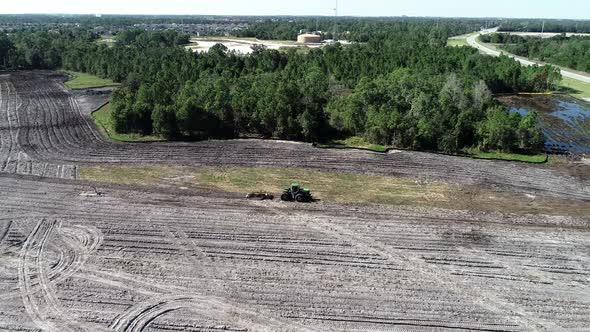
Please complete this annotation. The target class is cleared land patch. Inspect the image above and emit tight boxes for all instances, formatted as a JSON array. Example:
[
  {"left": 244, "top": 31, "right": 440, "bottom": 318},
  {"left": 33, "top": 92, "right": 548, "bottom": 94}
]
[
  {"left": 447, "top": 33, "right": 473, "bottom": 47},
  {"left": 0, "top": 70, "right": 589, "bottom": 331},
  {"left": 62, "top": 70, "right": 120, "bottom": 90},
  {"left": 79, "top": 165, "right": 590, "bottom": 217},
  {"left": 315, "top": 136, "right": 387, "bottom": 152},
  {"left": 80, "top": 165, "right": 451, "bottom": 207},
  {"left": 464, "top": 147, "right": 547, "bottom": 163},
  {"left": 0, "top": 175, "right": 589, "bottom": 331},
  {"left": 561, "top": 76, "right": 590, "bottom": 101},
  {"left": 186, "top": 37, "right": 323, "bottom": 54}
]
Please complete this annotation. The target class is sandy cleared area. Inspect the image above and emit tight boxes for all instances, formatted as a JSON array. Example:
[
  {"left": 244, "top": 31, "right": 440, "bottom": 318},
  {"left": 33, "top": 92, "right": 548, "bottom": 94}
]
[{"left": 186, "top": 37, "right": 323, "bottom": 54}]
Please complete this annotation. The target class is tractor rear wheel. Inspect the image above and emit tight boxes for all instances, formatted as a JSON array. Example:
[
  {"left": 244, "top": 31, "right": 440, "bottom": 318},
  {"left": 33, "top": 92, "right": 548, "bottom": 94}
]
[{"left": 281, "top": 193, "right": 291, "bottom": 201}]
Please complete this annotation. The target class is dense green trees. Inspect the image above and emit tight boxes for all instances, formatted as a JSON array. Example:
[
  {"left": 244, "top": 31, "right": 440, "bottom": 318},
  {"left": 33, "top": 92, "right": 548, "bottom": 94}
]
[
  {"left": 0, "top": 34, "right": 14, "bottom": 68},
  {"left": 236, "top": 17, "right": 497, "bottom": 42},
  {"left": 479, "top": 33, "right": 526, "bottom": 44},
  {"left": 1, "top": 20, "right": 553, "bottom": 154},
  {"left": 0, "top": 29, "right": 97, "bottom": 69},
  {"left": 477, "top": 108, "right": 543, "bottom": 152},
  {"left": 484, "top": 33, "right": 590, "bottom": 73},
  {"left": 324, "top": 70, "right": 533, "bottom": 153},
  {"left": 115, "top": 29, "right": 190, "bottom": 47}
]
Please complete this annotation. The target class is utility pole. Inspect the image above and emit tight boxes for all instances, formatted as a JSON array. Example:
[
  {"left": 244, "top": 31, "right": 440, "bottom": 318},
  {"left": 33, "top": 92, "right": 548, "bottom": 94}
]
[{"left": 333, "top": 0, "right": 338, "bottom": 41}]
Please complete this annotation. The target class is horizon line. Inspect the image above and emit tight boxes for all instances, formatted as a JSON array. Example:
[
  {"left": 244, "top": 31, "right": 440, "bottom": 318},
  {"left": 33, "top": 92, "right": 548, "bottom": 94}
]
[{"left": 0, "top": 13, "right": 588, "bottom": 21}]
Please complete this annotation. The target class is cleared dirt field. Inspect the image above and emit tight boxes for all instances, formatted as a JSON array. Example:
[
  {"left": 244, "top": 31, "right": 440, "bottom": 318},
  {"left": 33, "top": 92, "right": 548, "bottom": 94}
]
[
  {"left": 1, "top": 70, "right": 590, "bottom": 331},
  {"left": 1, "top": 174, "right": 589, "bottom": 331},
  {"left": 186, "top": 37, "right": 326, "bottom": 54},
  {"left": 0, "top": 71, "right": 588, "bottom": 201}
]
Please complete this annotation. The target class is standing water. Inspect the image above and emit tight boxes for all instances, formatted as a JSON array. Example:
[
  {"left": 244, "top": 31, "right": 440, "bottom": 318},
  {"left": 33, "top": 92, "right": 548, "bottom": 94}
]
[{"left": 499, "top": 95, "right": 590, "bottom": 154}]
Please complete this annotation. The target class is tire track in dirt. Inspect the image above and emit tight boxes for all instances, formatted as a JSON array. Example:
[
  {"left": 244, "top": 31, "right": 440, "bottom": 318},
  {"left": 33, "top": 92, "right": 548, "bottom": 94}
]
[
  {"left": 163, "top": 229, "right": 325, "bottom": 332},
  {"left": 295, "top": 213, "right": 557, "bottom": 331},
  {"left": 35, "top": 220, "right": 83, "bottom": 332},
  {"left": 0, "top": 80, "right": 17, "bottom": 173},
  {"left": 54, "top": 225, "right": 103, "bottom": 281},
  {"left": 1, "top": 138, "right": 589, "bottom": 331},
  {"left": 18, "top": 219, "right": 61, "bottom": 332},
  {"left": 0, "top": 219, "right": 11, "bottom": 245},
  {"left": 3, "top": 221, "right": 104, "bottom": 298},
  {"left": 110, "top": 294, "right": 315, "bottom": 332},
  {"left": 0, "top": 73, "right": 78, "bottom": 179},
  {"left": 16, "top": 219, "right": 108, "bottom": 332}
]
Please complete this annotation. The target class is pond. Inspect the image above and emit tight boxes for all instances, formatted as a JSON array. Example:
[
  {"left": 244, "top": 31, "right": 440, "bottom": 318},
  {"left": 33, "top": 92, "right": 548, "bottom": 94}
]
[{"left": 498, "top": 95, "right": 590, "bottom": 154}]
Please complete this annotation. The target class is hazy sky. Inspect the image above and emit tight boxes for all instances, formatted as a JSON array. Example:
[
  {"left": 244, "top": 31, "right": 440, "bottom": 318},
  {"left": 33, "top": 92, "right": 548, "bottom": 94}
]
[{"left": 0, "top": 0, "right": 588, "bottom": 19}]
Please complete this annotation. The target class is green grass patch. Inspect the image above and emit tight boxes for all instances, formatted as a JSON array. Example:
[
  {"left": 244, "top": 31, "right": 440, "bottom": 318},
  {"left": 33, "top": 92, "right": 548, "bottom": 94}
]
[
  {"left": 447, "top": 32, "right": 476, "bottom": 47},
  {"left": 560, "top": 77, "right": 590, "bottom": 100},
  {"left": 464, "top": 148, "right": 547, "bottom": 163},
  {"left": 97, "top": 36, "right": 116, "bottom": 47},
  {"left": 62, "top": 70, "right": 119, "bottom": 90},
  {"left": 80, "top": 165, "right": 450, "bottom": 207},
  {"left": 91, "top": 103, "right": 164, "bottom": 142},
  {"left": 447, "top": 37, "right": 469, "bottom": 47},
  {"left": 317, "top": 136, "right": 387, "bottom": 152}
]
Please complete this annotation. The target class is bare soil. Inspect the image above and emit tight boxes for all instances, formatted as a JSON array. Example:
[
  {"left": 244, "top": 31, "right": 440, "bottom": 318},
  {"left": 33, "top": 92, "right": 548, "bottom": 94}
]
[
  {"left": 1, "top": 175, "right": 589, "bottom": 331},
  {"left": 1, "top": 70, "right": 589, "bottom": 331}
]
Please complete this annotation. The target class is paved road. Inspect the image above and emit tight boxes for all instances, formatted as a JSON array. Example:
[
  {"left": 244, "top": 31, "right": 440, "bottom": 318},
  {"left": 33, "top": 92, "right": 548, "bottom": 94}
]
[{"left": 466, "top": 28, "right": 590, "bottom": 85}]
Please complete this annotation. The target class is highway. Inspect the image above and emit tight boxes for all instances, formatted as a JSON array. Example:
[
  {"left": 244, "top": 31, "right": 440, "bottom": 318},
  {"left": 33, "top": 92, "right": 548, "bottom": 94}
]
[{"left": 466, "top": 28, "right": 590, "bottom": 85}]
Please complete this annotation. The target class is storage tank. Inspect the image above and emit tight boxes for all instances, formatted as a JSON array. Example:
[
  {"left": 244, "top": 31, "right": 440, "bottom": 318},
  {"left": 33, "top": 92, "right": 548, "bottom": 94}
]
[{"left": 297, "top": 34, "right": 322, "bottom": 43}]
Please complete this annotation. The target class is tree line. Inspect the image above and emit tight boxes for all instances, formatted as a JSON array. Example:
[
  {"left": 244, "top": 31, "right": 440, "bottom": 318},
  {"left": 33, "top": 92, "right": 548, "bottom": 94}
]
[
  {"left": 0, "top": 22, "right": 554, "bottom": 154},
  {"left": 499, "top": 20, "right": 590, "bottom": 33},
  {"left": 235, "top": 17, "right": 496, "bottom": 42}
]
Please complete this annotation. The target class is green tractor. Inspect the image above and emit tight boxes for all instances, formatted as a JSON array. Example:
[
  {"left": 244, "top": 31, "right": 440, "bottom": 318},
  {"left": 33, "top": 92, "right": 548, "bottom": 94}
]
[{"left": 281, "top": 183, "right": 313, "bottom": 203}]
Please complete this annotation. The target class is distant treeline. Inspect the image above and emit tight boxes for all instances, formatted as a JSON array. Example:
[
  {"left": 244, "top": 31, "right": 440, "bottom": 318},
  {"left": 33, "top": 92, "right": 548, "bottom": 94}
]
[
  {"left": 481, "top": 33, "right": 590, "bottom": 73},
  {"left": 0, "top": 14, "right": 248, "bottom": 27},
  {"left": 0, "top": 21, "right": 553, "bottom": 154},
  {"left": 499, "top": 20, "right": 590, "bottom": 33},
  {"left": 235, "top": 17, "right": 497, "bottom": 42}
]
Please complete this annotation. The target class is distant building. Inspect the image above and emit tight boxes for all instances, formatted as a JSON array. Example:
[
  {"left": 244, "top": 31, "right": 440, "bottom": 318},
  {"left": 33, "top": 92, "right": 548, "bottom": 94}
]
[{"left": 297, "top": 33, "right": 322, "bottom": 44}]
